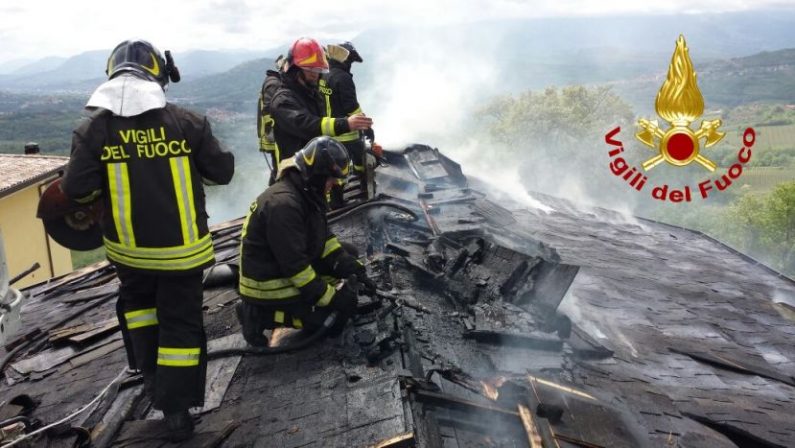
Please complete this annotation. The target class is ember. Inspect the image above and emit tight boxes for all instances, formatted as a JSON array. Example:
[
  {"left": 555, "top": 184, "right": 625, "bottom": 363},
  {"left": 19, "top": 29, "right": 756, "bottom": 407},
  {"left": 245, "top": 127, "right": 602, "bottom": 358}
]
[{"left": 480, "top": 376, "right": 507, "bottom": 401}]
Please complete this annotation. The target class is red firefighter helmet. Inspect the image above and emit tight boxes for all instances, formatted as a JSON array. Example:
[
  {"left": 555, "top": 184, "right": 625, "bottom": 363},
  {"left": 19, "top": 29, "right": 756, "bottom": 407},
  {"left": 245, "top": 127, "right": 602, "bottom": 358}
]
[{"left": 287, "top": 38, "right": 329, "bottom": 74}]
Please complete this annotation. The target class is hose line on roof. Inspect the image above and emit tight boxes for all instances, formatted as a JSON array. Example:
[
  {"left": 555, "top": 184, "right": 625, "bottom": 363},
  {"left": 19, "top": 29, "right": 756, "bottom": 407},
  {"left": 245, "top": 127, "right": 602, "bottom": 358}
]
[{"left": 327, "top": 200, "right": 418, "bottom": 224}]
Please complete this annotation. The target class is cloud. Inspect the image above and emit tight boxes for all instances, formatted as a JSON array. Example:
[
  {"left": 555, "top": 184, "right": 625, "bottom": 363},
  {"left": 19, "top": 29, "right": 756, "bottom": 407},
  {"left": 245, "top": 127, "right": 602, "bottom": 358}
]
[
  {"left": 195, "top": 0, "right": 257, "bottom": 34},
  {"left": 1, "top": 0, "right": 791, "bottom": 64}
]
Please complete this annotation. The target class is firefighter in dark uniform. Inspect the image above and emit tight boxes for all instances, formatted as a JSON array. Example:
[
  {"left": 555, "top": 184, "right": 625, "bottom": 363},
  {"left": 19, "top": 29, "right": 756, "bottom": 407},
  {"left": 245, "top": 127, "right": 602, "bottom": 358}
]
[
  {"left": 61, "top": 40, "right": 234, "bottom": 442},
  {"left": 256, "top": 55, "right": 286, "bottom": 185},
  {"left": 235, "top": 136, "right": 375, "bottom": 346},
  {"left": 324, "top": 41, "right": 372, "bottom": 176},
  {"left": 270, "top": 37, "right": 372, "bottom": 178}
]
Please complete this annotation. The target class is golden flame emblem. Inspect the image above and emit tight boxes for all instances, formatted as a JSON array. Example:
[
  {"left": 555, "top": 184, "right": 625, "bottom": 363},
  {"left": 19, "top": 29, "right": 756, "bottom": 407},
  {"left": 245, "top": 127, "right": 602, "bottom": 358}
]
[{"left": 636, "top": 35, "right": 724, "bottom": 171}]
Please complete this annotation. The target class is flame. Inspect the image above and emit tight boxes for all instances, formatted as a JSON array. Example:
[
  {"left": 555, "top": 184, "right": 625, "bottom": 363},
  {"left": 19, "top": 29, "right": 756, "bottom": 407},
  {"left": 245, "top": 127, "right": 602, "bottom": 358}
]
[
  {"left": 527, "top": 374, "right": 597, "bottom": 401},
  {"left": 480, "top": 376, "right": 507, "bottom": 401},
  {"left": 655, "top": 35, "right": 704, "bottom": 126}
]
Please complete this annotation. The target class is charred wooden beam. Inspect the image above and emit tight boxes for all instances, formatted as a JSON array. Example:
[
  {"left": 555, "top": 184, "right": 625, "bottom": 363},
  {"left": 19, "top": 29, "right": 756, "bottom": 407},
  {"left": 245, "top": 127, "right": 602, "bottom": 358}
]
[
  {"left": 369, "top": 432, "right": 415, "bottom": 448},
  {"left": 410, "top": 388, "right": 519, "bottom": 417},
  {"left": 463, "top": 330, "right": 563, "bottom": 351}
]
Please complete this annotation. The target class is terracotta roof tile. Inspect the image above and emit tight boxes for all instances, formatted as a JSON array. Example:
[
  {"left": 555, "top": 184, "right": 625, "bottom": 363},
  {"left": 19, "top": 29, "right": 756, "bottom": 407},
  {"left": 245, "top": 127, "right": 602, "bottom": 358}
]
[{"left": 0, "top": 154, "right": 68, "bottom": 197}]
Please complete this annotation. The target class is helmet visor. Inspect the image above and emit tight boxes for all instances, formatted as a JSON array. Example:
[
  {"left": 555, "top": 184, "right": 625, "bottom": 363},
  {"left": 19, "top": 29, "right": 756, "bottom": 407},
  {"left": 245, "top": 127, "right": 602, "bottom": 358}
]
[{"left": 300, "top": 66, "right": 329, "bottom": 74}]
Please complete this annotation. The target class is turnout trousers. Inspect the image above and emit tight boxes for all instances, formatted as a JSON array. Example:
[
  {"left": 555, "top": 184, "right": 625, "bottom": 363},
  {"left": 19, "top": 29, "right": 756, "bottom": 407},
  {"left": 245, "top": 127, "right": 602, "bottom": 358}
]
[{"left": 116, "top": 267, "right": 207, "bottom": 413}]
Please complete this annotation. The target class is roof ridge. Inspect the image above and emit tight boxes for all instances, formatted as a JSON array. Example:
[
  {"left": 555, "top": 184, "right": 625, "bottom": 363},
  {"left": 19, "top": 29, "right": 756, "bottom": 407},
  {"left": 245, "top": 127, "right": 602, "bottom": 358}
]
[{"left": 0, "top": 153, "right": 69, "bottom": 160}]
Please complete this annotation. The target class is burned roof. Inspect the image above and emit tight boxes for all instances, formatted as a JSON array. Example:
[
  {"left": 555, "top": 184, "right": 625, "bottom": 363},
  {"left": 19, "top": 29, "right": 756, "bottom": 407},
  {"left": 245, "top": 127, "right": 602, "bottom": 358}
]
[
  {"left": 1, "top": 144, "right": 794, "bottom": 447},
  {"left": 0, "top": 154, "right": 67, "bottom": 199}
]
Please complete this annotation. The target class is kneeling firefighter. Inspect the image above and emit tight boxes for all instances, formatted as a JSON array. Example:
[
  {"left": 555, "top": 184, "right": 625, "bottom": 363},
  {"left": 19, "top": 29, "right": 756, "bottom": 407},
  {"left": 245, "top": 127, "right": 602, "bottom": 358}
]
[{"left": 236, "top": 136, "right": 375, "bottom": 345}]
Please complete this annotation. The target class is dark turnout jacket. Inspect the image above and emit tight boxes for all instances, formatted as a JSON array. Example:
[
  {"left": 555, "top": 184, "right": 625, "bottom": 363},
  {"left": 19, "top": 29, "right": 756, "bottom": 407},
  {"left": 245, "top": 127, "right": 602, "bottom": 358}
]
[
  {"left": 270, "top": 73, "right": 351, "bottom": 163},
  {"left": 325, "top": 60, "right": 373, "bottom": 168},
  {"left": 62, "top": 103, "right": 234, "bottom": 274},
  {"left": 326, "top": 60, "right": 361, "bottom": 118},
  {"left": 238, "top": 169, "right": 359, "bottom": 307},
  {"left": 257, "top": 69, "right": 281, "bottom": 153}
]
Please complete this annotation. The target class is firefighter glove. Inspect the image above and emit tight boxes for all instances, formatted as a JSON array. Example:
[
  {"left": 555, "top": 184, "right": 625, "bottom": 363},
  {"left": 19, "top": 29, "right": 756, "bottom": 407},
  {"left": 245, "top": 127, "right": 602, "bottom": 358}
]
[{"left": 329, "top": 280, "right": 358, "bottom": 316}]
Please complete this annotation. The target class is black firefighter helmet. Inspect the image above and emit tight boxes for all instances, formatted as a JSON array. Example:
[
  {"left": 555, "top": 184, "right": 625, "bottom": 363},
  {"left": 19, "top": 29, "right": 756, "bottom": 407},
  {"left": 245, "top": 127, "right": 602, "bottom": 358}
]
[
  {"left": 338, "top": 41, "right": 363, "bottom": 63},
  {"left": 105, "top": 39, "right": 181, "bottom": 87},
  {"left": 295, "top": 136, "right": 351, "bottom": 182}
]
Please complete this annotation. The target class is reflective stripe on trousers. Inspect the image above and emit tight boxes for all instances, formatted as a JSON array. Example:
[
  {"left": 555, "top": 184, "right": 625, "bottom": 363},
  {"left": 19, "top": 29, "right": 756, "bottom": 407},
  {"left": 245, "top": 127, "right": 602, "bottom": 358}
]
[
  {"left": 124, "top": 307, "right": 158, "bottom": 329},
  {"left": 157, "top": 347, "right": 201, "bottom": 367}
]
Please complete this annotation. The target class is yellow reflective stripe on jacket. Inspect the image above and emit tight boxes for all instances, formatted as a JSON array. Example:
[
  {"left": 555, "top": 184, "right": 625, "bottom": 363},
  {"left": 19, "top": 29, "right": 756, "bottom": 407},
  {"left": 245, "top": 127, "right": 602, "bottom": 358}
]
[
  {"left": 107, "top": 163, "right": 135, "bottom": 247},
  {"left": 316, "top": 284, "right": 335, "bottom": 307},
  {"left": 104, "top": 234, "right": 212, "bottom": 259},
  {"left": 104, "top": 234, "right": 214, "bottom": 271},
  {"left": 169, "top": 156, "right": 199, "bottom": 245},
  {"left": 240, "top": 203, "right": 255, "bottom": 240},
  {"left": 240, "top": 284, "right": 299, "bottom": 300},
  {"left": 322, "top": 237, "right": 342, "bottom": 259},
  {"left": 157, "top": 347, "right": 201, "bottom": 367},
  {"left": 290, "top": 265, "right": 317, "bottom": 287},
  {"left": 320, "top": 117, "right": 337, "bottom": 137},
  {"left": 353, "top": 164, "right": 365, "bottom": 173},
  {"left": 292, "top": 317, "right": 303, "bottom": 328},
  {"left": 335, "top": 106, "right": 362, "bottom": 142},
  {"left": 239, "top": 270, "right": 343, "bottom": 301},
  {"left": 124, "top": 308, "right": 158, "bottom": 329},
  {"left": 239, "top": 274, "right": 300, "bottom": 300},
  {"left": 274, "top": 310, "right": 285, "bottom": 324},
  {"left": 240, "top": 276, "right": 292, "bottom": 290},
  {"left": 334, "top": 131, "right": 360, "bottom": 142}
]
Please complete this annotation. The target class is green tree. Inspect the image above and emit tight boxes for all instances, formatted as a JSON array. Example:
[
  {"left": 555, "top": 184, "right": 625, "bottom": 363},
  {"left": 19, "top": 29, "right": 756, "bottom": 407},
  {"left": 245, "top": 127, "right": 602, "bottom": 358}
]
[
  {"left": 765, "top": 182, "right": 795, "bottom": 271},
  {"left": 722, "top": 182, "right": 795, "bottom": 275},
  {"left": 478, "top": 85, "right": 634, "bottom": 150}
]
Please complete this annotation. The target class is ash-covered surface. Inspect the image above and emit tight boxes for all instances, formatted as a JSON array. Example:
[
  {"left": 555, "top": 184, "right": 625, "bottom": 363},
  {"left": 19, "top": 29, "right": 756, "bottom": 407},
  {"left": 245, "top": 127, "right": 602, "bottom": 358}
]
[{"left": 1, "top": 144, "right": 794, "bottom": 448}]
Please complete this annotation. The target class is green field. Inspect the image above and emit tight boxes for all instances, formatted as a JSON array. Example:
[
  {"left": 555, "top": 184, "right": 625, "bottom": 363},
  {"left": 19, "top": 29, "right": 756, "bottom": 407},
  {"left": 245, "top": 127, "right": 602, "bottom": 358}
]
[
  {"left": 754, "top": 123, "right": 795, "bottom": 149},
  {"left": 739, "top": 166, "right": 795, "bottom": 192},
  {"left": 723, "top": 123, "right": 795, "bottom": 148}
]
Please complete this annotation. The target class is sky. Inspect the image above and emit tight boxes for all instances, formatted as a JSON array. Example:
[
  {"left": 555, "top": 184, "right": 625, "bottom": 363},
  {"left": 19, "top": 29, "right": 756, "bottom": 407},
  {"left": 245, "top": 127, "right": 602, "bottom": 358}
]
[{"left": 0, "top": 0, "right": 792, "bottom": 64}]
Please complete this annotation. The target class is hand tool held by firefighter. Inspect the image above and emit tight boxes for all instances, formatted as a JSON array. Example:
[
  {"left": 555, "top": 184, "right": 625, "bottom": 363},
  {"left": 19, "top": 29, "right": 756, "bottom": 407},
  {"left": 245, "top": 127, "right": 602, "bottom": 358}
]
[
  {"left": 363, "top": 137, "right": 384, "bottom": 160},
  {"left": 37, "top": 178, "right": 104, "bottom": 251}
]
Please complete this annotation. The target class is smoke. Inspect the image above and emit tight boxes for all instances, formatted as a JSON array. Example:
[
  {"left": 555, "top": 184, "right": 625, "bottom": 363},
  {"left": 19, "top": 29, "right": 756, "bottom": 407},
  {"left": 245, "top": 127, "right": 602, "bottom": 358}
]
[
  {"left": 358, "top": 25, "right": 647, "bottom": 218},
  {"left": 361, "top": 27, "right": 503, "bottom": 148}
]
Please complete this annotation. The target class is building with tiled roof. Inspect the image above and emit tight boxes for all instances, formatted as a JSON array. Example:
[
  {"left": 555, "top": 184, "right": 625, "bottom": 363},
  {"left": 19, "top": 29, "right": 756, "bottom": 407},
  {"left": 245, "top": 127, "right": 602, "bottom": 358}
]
[{"left": 0, "top": 153, "right": 72, "bottom": 288}]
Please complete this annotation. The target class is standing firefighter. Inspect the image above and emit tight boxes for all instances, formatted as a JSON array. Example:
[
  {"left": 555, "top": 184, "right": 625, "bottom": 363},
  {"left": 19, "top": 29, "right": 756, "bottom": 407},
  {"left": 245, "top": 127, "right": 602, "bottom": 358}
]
[
  {"left": 324, "top": 41, "right": 372, "bottom": 176},
  {"left": 61, "top": 40, "right": 234, "bottom": 442},
  {"left": 257, "top": 55, "right": 286, "bottom": 185},
  {"left": 270, "top": 37, "right": 372, "bottom": 178},
  {"left": 236, "top": 136, "right": 376, "bottom": 346}
]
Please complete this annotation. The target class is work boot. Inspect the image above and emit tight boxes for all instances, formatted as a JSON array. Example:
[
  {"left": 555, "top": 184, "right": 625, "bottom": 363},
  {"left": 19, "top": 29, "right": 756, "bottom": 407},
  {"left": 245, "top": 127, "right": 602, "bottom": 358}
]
[
  {"left": 236, "top": 302, "right": 268, "bottom": 347},
  {"left": 164, "top": 409, "right": 194, "bottom": 442}
]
